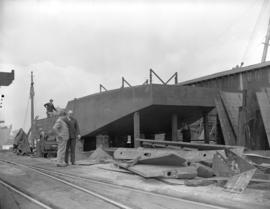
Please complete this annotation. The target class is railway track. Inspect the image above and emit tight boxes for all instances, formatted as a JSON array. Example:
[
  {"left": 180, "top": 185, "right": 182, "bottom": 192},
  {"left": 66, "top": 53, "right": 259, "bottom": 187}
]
[
  {"left": 0, "top": 159, "right": 133, "bottom": 209},
  {"left": 0, "top": 178, "right": 54, "bottom": 209},
  {"left": 0, "top": 159, "right": 230, "bottom": 209}
]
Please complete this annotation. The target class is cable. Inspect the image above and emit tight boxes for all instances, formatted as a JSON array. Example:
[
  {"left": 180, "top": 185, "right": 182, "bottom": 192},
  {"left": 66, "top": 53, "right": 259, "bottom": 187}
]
[
  {"left": 211, "top": 1, "right": 259, "bottom": 42},
  {"left": 241, "top": 0, "right": 270, "bottom": 62},
  {"left": 22, "top": 97, "right": 30, "bottom": 130}
]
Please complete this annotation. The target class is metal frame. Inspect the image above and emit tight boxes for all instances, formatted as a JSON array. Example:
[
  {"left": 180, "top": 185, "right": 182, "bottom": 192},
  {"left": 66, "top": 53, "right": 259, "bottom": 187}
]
[
  {"left": 99, "top": 84, "right": 108, "bottom": 92},
  {"left": 121, "top": 77, "right": 132, "bottom": 88},
  {"left": 149, "top": 69, "right": 178, "bottom": 85},
  {"left": 99, "top": 70, "right": 178, "bottom": 93},
  {"left": 142, "top": 79, "right": 149, "bottom": 85}
]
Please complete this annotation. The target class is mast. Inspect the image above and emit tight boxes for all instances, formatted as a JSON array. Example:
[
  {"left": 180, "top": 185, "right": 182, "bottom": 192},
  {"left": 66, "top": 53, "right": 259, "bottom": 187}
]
[
  {"left": 30, "top": 71, "right": 34, "bottom": 130},
  {"left": 261, "top": 17, "right": 270, "bottom": 63}
]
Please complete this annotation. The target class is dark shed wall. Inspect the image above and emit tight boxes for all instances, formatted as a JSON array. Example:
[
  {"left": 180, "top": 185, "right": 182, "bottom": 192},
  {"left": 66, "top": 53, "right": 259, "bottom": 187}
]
[
  {"left": 184, "top": 65, "right": 270, "bottom": 149},
  {"left": 193, "top": 74, "right": 241, "bottom": 91},
  {"left": 242, "top": 66, "right": 270, "bottom": 90},
  {"left": 192, "top": 66, "right": 270, "bottom": 91}
]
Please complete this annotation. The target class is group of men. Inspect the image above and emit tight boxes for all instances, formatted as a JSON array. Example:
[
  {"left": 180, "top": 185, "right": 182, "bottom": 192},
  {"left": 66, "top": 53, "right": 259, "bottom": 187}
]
[
  {"left": 44, "top": 99, "right": 80, "bottom": 167},
  {"left": 44, "top": 99, "right": 191, "bottom": 167},
  {"left": 52, "top": 109, "right": 80, "bottom": 167}
]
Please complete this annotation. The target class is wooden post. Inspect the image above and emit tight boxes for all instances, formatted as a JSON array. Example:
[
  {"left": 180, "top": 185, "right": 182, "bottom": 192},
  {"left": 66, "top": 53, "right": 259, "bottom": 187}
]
[
  {"left": 133, "top": 111, "right": 140, "bottom": 147},
  {"left": 238, "top": 90, "right": 247, "bottom": 146},
  {"left": 203, "top": 113, "right": 210, "bottom": 144},
  {"left": 30, "top": 71, "right": 35, "bottom": 149},
  {"left": 239, "top": 73, "right": 243, "bottom": 91},
  {"left": 216, "top": 115, "right": 224, "bottom": 144},
  {"left": 172, "top": 114, "right": 178, "bottom": 141}
]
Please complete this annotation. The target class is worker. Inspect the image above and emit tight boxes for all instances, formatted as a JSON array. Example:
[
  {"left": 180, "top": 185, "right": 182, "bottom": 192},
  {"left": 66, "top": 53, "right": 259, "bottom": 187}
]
[
  {"left": 52, "top": 110, "right": 69, "bottom": 167},
  {"left": 126, "top": 135, "right": 132, "bottom": 147},
  {"left": 181, "top": 123, "right": 191, "bottom": 143},
  {"left": 64, "top": 110, "right": 80, "bottom": 165},
  {"left": 44, "top": 99, "right": 57, "bottom": 118}
]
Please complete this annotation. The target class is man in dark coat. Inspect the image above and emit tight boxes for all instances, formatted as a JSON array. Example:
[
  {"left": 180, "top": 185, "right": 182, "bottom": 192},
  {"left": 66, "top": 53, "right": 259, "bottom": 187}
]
[
  {"left": 181, "top": 123, "right": 191, "bottom": 143},
  {"left": 64, "top": 110, "right": 80, "bottom": 165}
]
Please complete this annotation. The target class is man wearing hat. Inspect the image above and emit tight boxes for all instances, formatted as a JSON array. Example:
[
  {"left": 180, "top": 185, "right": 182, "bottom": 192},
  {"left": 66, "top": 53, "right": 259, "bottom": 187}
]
[
  {"left": 64, "top": 110, "right": 80, "bottom": 165},
  {"left": 52, "top": 110, "right": 69, "bottom": 167},
  {"left": 44, "top": 99, "right": 57, "bottom": 118}
]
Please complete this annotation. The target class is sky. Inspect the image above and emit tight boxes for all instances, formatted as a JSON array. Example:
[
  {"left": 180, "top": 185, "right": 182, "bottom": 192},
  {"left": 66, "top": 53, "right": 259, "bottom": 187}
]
[{"left": 0, "top": 0, "right": 270, "bottom": 131}]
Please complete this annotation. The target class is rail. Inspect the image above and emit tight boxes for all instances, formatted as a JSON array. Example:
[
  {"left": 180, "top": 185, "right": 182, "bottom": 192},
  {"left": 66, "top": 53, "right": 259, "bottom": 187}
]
[
  {"left": 0, "top": 178, "right": 54, "bottom": 209},
  {"left": 136, "top": 138, "right": 244, "bottom": 151},
  {"left": 0, "top": 159, "right": 228, "bottom": 209},
  {"left": 0, "top": 159, "right": 132, "bottom": 209}
]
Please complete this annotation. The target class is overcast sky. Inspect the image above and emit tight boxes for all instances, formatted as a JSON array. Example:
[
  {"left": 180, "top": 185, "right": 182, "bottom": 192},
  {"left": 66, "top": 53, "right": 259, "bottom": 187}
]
[{"left": 0, "top": 0, "right": 270, "bottom": 131}]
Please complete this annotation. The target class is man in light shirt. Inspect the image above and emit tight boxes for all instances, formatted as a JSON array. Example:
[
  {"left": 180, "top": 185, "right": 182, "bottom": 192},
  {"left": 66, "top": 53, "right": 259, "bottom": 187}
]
[{"left": 52, "top": 110, "right": 69, "bottom": 167}]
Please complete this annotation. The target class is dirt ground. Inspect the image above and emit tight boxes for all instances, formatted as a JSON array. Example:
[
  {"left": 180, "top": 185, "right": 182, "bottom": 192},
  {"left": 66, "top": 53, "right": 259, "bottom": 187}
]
[{"left": 0, "top": 152, "right": 270, "bottom": 209}]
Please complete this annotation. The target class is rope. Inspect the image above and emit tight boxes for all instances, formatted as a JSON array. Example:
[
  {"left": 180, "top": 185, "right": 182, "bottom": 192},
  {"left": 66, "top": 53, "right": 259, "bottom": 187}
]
[{"left": 241, "top": 0, "right": 270, "bottom": 62}]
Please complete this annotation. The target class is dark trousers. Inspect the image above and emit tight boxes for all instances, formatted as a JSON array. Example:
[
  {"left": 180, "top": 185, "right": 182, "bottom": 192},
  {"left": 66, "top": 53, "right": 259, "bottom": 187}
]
[{"left": 65, "top": 138, "right": 76, "bottom": 164}]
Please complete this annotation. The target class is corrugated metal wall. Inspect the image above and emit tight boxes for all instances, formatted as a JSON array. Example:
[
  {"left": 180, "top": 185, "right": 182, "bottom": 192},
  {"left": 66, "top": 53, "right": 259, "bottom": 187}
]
[
  {"left": 185, "top": 66, "right": 270, "bottom": 149},
  {"left": 191, "top": 66, "right": 270, "bottom": 91}
]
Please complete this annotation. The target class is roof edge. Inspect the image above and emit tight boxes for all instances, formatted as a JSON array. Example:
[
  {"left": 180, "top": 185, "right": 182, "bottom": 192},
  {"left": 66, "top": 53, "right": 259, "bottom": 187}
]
[{"left": 179, "top": 61, "right": 270, "bottom": 85}]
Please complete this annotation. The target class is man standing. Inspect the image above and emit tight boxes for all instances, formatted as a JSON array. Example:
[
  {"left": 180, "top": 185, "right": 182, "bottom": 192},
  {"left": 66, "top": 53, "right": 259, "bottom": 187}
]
[
  {"left": 52, "top": 110, "right": 69, "bottom": 167},
  {"left": 181, "top": 123, "right": 191, "bottom": 143},
  {"left": 44, "top": 99, "right": 57, "bottom": 118},
  {"left": 64, "top": 110, "right": 80, "bottom": 165}
]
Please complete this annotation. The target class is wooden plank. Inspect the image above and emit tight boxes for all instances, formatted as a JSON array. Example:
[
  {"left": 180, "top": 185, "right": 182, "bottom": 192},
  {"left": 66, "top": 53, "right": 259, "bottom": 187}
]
[
  {"left": 237, "top": 107, "right": 247, "bottom": 146},
  {"left": 220, "top": 92, "right": 242, "bottom": 137},
  {"left": 237, "top": 90, "right": 247, "bottom": 146},
  {"left": 215, "top": 95, "right": 236, "bottom": 145},
  {"left": 224, "top": 169, "right": 256, "bottom": 193},
  {"left": 185, "top": 175, "right": 270, "bottom": 184},
  {"left": 136, "top": 138, "right": 243, "bottom": 150},
  {"left": 244, "top": 153, "right": 270, "bottom": 164},
  {"left": 264, "top": 88, "right": 270, "bottom": 104},
  {"left": 256, "top": 91, "right": 270, "bottom": 146}
]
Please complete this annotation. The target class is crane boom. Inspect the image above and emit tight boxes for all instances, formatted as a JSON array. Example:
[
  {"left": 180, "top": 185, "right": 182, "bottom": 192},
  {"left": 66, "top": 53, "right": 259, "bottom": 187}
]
[{"left": 261, "top": 17, "right": 270, "bottom": 62}]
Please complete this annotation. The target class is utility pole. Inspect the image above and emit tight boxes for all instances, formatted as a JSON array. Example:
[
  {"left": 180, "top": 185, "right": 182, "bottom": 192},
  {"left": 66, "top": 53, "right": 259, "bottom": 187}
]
[
  {"left": 30, "top": 71, "right": 34, "bottom": 130},
  {"left": 261, "top": 17, "right": 270, "bottom": 63}
]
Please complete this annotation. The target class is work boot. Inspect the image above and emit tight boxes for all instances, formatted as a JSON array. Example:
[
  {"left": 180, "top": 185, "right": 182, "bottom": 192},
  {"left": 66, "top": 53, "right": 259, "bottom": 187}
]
[{"left": 71, "top": 162, "right": 76, "bottom": 165}]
